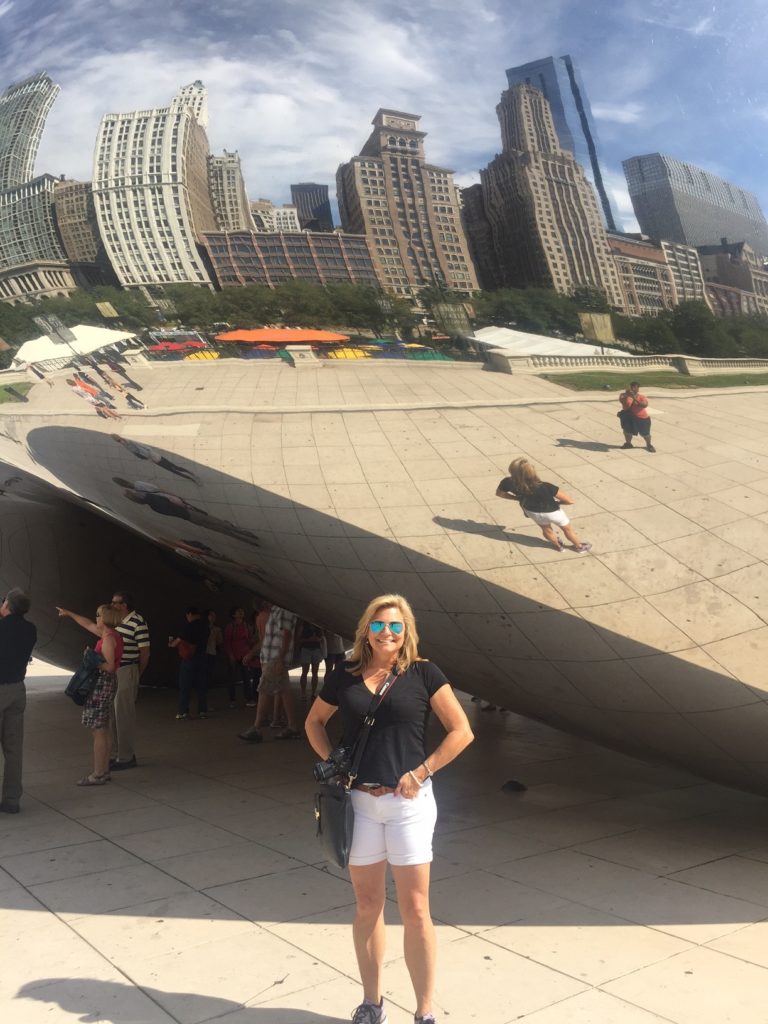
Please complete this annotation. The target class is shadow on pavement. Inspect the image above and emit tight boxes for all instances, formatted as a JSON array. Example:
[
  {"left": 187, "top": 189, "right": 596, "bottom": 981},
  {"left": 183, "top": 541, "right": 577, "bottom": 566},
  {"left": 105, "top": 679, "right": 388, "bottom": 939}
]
[
  {"left": 17, "top": 977, "right": 348, "bottom": 1023},
  {"left": 556, "top": 437, "right": 617, "bottom": 452}
]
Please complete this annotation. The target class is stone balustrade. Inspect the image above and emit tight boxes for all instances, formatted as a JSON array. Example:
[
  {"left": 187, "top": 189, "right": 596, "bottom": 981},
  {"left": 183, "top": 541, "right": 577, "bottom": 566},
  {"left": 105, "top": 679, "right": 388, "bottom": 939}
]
[{"left": 486, "top": 349, "right": 768, "bottom": 377}]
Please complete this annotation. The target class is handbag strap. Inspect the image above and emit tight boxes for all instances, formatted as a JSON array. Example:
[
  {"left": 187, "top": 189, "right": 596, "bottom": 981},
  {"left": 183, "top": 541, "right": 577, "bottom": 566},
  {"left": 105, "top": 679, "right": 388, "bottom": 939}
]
[{"left": 345, "top": 669, "right": 401, "bottom": 788}]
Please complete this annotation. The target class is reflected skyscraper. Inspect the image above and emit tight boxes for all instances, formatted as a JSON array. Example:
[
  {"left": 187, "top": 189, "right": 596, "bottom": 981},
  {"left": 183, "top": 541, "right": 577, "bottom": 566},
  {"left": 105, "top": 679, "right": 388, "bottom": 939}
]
[
  {"left": 0, "top": 71, "right": 77, "bottom": 302},
  {"left": 475, "top": 84, "right": 624, "bottom": 306},
  {"left": 290, "top": 182, "right": 333, "bottom": 232},
  {"left": 505, "top": 55, "right": 619, "bottom": 231},
  {"left": 0, "top": 71, "right": 59, "bottom": 190},
  {"left": 623, "top": 153, "right": 768, "bottom": 258},
  {"left": 208, "top": 150, "right": 254, "bottom": 231},
  {"left": 92, "top": 81, "right": 217, "bottom": 288},
  {"left": 337, "top": 108, "right": 478, "bottom": 296}
]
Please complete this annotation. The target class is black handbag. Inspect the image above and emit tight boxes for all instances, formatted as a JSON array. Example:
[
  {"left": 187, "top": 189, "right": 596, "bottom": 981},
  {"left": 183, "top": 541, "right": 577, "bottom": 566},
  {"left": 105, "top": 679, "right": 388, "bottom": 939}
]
[
  {"left": 314, "top": 671, "right": 400, "bottom": 869},
  {"left": 65, "top": 647, "right": 105, "bottom": 706}
]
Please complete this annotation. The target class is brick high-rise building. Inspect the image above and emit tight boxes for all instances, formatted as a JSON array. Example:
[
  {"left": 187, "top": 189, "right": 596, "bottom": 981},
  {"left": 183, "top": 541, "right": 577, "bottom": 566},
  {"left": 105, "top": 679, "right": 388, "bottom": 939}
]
[
  {"left": 698, "top": 240, "right": 768, "bottom": 316},
  {"left": 208, "top": 151, "right": 254, "bottom": 231},
  {"left": 460, "top": 184, "right": 500, "bottom": 291},
  {"left": 52, "top": 179, "right": 116, "bottom": 286},
  {"left": 290, "top": 182, "right": 333, "bottom": 231},
  {"left": 202, "top": 230, "right": 378, "bottom": 288},
  {"left": 623, "top": 154, "right": 768, "bottom": 258},
  {"left": 92, "top": 81, "right": 217, "bottom": 288},
  {"left": 474, "top": 84, "right": 623, "bottom": 307},
  {"left": 606, "top": 233, "right": 675, "bottom": 316},
  {"left": 336, "top": 108, "right": 478, "bottom": 296},
  {"left": 660, "top": 240, "right": 709, "bottom": 307}
]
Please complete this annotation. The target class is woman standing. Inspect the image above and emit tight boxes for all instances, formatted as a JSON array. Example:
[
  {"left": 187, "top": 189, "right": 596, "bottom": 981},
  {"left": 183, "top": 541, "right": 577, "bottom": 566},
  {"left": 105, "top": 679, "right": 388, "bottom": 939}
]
[
  {"left": 57, "top": 604, "right": 124, "bottom": 786},
  {"left": 496, "top": 457, "right": 592, "bottom": 553},
  {"left": 305, "top": 595, "right": 473, "bottom": 1024},
  {"left": 204, "top": 609, "right": 223, "bottom": 701},
  {"left": 223, "top": 606, "right": 254, "bottom": 707}
]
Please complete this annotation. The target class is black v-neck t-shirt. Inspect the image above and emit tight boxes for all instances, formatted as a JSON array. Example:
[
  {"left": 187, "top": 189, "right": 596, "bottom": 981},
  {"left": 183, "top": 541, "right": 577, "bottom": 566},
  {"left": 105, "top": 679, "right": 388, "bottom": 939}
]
[
  {"left": 319, "top": 660, "right": 450, "bottom": 787},
  {"left": 498, "top": 477, "right": 560, "bottom": 513}
]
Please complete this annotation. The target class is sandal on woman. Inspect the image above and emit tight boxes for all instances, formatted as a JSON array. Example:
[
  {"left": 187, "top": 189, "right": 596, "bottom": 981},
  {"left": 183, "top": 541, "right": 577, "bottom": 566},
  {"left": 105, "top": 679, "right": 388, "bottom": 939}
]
[{"left": 76, "top": 773, "right": 110, "bottom": 786}]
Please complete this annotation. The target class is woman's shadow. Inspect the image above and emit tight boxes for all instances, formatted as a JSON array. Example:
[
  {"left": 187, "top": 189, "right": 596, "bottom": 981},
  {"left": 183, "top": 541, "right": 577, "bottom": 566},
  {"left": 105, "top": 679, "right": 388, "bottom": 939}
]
[
  {"left": 432, "top": 515, "right": 552, "bottom": 549},
  {"left": 556, "top": 437, "right": 618, "bottom": 452},
  {"left": 17, "top": 978, "right": 348, "bottom": 1023}
]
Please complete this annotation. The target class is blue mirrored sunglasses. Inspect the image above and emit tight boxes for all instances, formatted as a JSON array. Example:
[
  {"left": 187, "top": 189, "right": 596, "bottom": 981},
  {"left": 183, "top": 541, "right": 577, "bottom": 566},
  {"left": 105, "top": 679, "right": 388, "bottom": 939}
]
[{"left": 369, "top": 620, "right": 404, "bottom": 635}]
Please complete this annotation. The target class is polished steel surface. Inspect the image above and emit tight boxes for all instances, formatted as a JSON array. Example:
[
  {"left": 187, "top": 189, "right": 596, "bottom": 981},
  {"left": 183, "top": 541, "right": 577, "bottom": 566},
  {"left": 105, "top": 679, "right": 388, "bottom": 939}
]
[{"left": 2, "top": 358, "right": 768, "bottom": 791}]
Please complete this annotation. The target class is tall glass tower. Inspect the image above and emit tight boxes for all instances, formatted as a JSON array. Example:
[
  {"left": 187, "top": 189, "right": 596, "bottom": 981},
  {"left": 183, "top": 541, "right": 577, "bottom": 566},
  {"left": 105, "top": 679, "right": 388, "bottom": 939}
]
[
  {"left": 505, "top": 55, "right": 619, "bottom": 231},
  {"left": 290, "top": 183, "right": 334, "bottom": 231},
  {"left": 0, "top": 72, "right": 59, "bottom": 190},
  {"left": 623, "top": 153, "right": 768, "bottom": 258},
  {"left": 0, "top": 71, "right": 77, "bottom": 302}
]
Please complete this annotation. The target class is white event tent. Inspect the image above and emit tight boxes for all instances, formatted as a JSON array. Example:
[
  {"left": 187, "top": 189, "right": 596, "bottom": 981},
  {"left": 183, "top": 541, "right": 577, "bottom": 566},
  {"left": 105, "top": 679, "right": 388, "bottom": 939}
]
[
  {"left": 472, "top": 325, "right": 625, "bottom": 357},
  {"left": 12, "top": 324, "right": 138, "bottom": 371}
]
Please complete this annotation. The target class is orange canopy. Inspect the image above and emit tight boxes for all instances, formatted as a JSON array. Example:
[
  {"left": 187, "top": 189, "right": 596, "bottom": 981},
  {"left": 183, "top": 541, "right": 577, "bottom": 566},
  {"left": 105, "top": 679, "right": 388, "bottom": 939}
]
[{"left": 215, "top": 328, "right": 349, "bottom": 344}]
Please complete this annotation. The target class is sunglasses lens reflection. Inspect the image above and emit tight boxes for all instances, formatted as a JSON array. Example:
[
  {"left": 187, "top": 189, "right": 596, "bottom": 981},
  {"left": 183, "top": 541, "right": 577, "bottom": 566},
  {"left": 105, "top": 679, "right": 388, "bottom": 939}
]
[{"left": 370, "top": 620, "right": 404, "bottom": 635}]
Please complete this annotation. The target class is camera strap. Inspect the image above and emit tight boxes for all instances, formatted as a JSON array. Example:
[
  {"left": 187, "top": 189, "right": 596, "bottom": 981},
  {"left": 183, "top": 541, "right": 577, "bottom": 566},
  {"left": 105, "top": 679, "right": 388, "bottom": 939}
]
[{"left": 345, "top": 669, "right": 401, "bottom": 789}]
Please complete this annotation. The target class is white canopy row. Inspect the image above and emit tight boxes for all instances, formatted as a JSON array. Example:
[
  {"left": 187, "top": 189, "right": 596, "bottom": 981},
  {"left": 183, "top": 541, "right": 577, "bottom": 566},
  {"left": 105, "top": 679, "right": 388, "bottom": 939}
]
[
  {"left": 472, "top": 325, "right": 625, "bottom": 357},
  {"left": 11, "top": 324, "right": 138, "bottom": 372}
]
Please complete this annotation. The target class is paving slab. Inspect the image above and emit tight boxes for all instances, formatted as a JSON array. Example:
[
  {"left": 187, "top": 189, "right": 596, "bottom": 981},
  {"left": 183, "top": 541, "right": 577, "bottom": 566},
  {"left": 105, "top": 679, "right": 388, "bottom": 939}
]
[{"left": 3, "top": 664, "right": 768, "bottom": 1022}]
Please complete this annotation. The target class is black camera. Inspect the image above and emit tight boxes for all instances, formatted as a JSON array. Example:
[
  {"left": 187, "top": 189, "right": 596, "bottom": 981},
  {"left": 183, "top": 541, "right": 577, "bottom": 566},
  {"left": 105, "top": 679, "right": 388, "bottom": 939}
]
[{"left": 313, "top": 745, "right": 351, "bottom": 782}]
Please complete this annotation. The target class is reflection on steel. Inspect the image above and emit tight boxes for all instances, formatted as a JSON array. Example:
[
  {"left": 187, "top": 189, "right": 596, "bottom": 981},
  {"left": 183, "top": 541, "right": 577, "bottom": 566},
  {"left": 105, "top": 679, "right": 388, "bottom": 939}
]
[{"left": 1, "top": 357, "right": 768, "bottom": 792}]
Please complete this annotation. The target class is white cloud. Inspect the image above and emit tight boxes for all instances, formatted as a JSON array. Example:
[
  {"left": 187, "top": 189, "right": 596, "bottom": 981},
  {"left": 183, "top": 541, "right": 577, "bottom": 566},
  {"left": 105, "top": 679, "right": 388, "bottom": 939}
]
[
  {"left": 603, "top": 169, "right": 640, "bottom": 233},
  {"left": 453, "top": 171, "right": 481, "bottom": 189},
  {"left": 2, "top": 0, "right": 765, "bottom": 216},
  {"left": 592, "top": 102, "right": 644, "bottom": 125}
]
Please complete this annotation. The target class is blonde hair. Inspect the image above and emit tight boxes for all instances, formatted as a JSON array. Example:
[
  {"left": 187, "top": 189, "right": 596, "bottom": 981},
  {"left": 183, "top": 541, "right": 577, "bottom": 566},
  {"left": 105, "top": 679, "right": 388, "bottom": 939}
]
[
  {"left": 97, "top": 604, "right": 123, "bottom": 629},
  {"left": 507, "top": 457, "right": 542, "bottom": 497},
  {"left": 348, "top": 593, "right": 419, "bottom": 675}
]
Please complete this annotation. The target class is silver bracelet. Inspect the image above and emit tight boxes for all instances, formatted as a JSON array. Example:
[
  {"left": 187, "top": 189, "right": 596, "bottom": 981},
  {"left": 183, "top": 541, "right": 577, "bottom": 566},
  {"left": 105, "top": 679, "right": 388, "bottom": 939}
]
[
  {"left": 407, "top": 770, "right": 423, "bottom": 788},
  {"left": 421, "top": 761, "right": 434, "bottom": 778}
]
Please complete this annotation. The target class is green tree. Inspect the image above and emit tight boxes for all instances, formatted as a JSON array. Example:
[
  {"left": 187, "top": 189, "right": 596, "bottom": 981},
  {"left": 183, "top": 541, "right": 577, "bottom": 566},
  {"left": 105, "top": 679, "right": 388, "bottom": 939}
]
[
  {"left": 612, "top": 313, "right": 677, "bottom": 353},
  {"left": 273, "top": 280, "right": 335, "bottom": 326},
  {"left": 723, "top": 314, "right": 768, "bottom": 358},
  {"left": 668, "top": 301, "right": 736, "bottom": 356},
  {"left": 571, "top": 285, "right": 612, "bottom": 313}
]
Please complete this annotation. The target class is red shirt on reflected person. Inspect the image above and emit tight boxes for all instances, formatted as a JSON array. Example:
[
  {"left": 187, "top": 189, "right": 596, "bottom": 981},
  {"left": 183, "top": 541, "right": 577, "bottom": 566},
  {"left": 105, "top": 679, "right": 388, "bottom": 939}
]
[{"left": 619, "top": 390, "right": 650, "bottom": 419}]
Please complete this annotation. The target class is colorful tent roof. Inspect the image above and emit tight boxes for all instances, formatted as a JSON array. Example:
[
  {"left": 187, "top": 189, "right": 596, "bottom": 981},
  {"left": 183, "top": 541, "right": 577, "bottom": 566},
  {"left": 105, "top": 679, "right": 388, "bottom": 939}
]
[
  {"left": 149, "top": 340, "right": 206, "bottom": 351},
  {"left": 215, "top": 328, "right": 349, "bottom": 344}
]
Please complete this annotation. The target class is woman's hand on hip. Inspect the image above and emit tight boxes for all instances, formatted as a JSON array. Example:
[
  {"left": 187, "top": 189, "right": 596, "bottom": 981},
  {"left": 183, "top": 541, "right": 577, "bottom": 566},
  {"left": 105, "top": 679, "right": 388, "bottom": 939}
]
[{"left": 394, "top": 772, "right": 422, "bottom": 800}]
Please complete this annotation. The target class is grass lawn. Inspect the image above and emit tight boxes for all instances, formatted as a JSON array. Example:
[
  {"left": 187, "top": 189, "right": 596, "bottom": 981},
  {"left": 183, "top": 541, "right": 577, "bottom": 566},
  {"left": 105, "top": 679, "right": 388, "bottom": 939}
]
[
  {"left": 541, "top": 370, "right": 768, "bottom": 391},
  {"left": 0, "top": 382, "right": 31, "bottom": 403}
]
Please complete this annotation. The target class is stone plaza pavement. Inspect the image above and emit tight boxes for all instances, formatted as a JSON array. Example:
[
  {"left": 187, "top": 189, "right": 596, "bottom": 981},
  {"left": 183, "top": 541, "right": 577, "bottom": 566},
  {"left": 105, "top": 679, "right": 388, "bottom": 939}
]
[{"left": 5, "top": 666, "right": 768, "bottom": 1023}]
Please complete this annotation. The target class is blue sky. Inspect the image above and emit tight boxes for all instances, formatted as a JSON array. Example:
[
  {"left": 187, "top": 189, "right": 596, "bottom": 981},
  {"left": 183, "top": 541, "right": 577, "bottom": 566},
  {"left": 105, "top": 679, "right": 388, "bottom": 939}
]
[{"left": 1, "top": 0, "right": 766, "bottom": 232}]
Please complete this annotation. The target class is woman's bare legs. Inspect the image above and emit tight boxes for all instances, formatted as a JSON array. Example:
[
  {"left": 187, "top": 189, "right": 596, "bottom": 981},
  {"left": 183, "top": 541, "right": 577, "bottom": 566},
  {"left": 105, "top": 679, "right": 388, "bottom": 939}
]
[
  {"left": 350, "top": 861, "right": 388, "bottom": 1004},
  {"left": 560, "top": 523, "right": 584, "bottom": 547},
  {"left": 391, "top": 862, "right": 436, "bottom": 1018},
  {"left": 92, "top": 727, "right": 110, "bottom": 776},
  {"left": 540, "top": 524, "right": 562, "bottom": 550}
]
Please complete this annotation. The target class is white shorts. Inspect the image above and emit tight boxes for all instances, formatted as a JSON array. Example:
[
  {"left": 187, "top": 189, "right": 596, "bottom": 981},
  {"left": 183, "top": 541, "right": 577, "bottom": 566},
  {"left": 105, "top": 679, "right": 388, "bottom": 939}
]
[
  {"left": 349, "top": 781, "right": 437, "bottom": 867},
  {"left": 524, "top": 507, "right": 570, "bottom": 528}
]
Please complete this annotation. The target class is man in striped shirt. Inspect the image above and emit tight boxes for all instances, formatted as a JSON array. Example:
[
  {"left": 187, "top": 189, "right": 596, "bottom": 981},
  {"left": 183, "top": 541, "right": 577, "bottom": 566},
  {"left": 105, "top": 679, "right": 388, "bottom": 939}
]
[{"left": 110, "top": 589, "right": 150, "bottom": 770}]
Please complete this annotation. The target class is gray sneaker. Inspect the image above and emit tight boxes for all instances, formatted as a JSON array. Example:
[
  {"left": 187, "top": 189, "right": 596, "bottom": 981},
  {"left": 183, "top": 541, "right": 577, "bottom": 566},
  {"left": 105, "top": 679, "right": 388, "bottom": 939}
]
[{"left": 352, "top": 1001, "right": 388, "bottom": 1024}]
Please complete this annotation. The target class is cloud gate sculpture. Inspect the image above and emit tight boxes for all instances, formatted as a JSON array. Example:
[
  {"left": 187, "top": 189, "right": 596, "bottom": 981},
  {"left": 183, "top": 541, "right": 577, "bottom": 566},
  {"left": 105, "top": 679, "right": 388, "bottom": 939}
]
[{"left": 2, "top": 356, "right": 768, "bottom": 792}]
